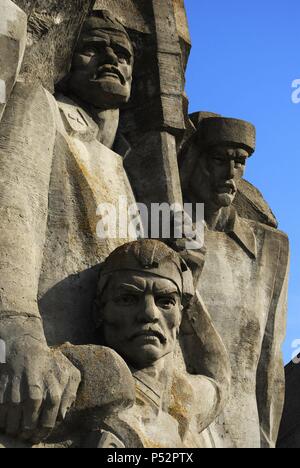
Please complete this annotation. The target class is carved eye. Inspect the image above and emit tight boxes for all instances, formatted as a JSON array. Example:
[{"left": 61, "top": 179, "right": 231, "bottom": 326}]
[
  {"left": 118, "top": 55, "right": 128, "bottom": 64},
  {"left": 113, "top": 45, "right": 131, "bottom": 65},
  {"left": 82, "top": 47, "right": 97, "bottom": 57},
  {"left": 115, "top": 294, "right": 139, "bottom": 307},
  {"left": 156, "top": 296, "right": 176, "bottom": 310}
]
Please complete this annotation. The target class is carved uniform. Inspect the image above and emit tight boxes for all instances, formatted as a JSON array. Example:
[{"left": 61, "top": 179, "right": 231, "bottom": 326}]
[
  {"left": 199, "top": 208, "right": 289, "bottom": 448},
  {"left": 0, "top": 82, "right": 139, "bottom": 346}
]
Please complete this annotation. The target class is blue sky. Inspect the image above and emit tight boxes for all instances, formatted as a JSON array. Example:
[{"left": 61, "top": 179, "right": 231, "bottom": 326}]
[{"left": 184, "top": 0, "right": 300, "bottom": 364}]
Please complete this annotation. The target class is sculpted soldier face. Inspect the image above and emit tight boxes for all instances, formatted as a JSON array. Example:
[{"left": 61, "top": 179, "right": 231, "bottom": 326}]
[
  {"left": 99, "top": 271, "right": 182, "bottom": 370},
  {"left": 69, "top": 17, "right": 134, "bottom": 109},
  {"left": 191, "top": 145, "right": 249, "bottom": 208}
]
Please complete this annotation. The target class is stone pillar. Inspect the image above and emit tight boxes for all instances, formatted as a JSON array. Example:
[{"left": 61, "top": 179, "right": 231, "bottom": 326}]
[{"left": 94, "top": 0, "right": 191, "bottom": 208}]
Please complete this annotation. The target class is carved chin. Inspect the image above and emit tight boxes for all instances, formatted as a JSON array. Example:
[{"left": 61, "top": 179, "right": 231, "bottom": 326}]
[
  {"left": 121, "top": 345, "right": 163, "bottom": 369},
  {"left": 69, "top": 75, "right": 131, "bottom": 108},
  {"left": 89, "top": 80, "right": 131, "bottom": 105}
]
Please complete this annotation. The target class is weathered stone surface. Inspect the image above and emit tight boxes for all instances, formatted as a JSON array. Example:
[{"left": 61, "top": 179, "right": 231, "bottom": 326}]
[
  {"left": 199, "top": 222, "right": 289, "bottom": 448},
  {"left": 85, "top": 241, "right": 230, "bottom": 448},
  {"left": 180, "top": 115, "right": 289, "bottom": 448},
  {"left": 0, "top": 0, "right": 27, "bottom": 121},
  {"left": 0, "top": 241, "right": 230, "bottom": 449},
  {"left": 0, "top": 0, "right": 291, "bottom": 450},
  {"left": 277, "top": 357, "right": 300, "bottom": 448},
  {"left": 125, "top": 131, "right": 183, "bottom": 209},
  {"left": 234, "top": 178, "right": 278, "bottom": 228},
  {"left": 14, "top": 0, "right": 96, "bottom": 92},
  {"left": 0, "top": 343, "right": 135, "bottom": 449},
  {"left": 181, "top": 111, "right": 278, "bottom": 229},
  {"left": 0, "top": 6, "right": 140, "bottom": 441},
  {"left": 114, "top": 0, "right": 188, "bottom": 209}
]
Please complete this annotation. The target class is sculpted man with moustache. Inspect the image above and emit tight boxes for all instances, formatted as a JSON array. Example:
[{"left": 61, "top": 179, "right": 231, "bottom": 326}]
[
  {"left": 179, "top": 116, "right": 290, "bottom": 448},
  {"left": 61, "top": 240, "right": 230, "bottom": 448},
  {"left": 0, "top": 9, "right": 141, "bottom": 443}
]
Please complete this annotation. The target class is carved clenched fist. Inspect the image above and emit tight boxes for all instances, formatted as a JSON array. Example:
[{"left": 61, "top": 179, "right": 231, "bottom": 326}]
[{"left": 0, "top": 317, "right": 81, "bottom": 443}]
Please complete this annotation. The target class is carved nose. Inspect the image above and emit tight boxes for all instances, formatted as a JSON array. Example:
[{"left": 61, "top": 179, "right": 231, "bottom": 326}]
[
  {"left": 104, "top": 47, "right": 119, "bottom": 66},
  {"left": 137, "top": 296, "right": 160, "bottom": 323}
]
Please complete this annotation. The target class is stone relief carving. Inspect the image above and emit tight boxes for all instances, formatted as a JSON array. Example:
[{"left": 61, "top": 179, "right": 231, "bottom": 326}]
[
  {"left": 0, "top": 0, "right": 291, "bottom": 449},
  {"left": 0, "top": 1, "right": 27, "bottom": 122},
  {"left": 0, "top": 240, "right": 230, "bottom": 448},
  {"left": 179, "top": 115, "right": 289, "bottom": 448}
]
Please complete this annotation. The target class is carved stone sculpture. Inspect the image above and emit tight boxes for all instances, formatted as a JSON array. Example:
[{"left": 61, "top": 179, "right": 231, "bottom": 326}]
[
  {"left": 0, "top": 0, "right": 27, "bottom": 122},
  {"left": 0, "top": 0, "right": 291, "bottom": 450},
  {"left": 14, "top": 0, "right": 96, "bottom": 92},
  {"left": 23, "top": 240, "right": 229, "bottom": 448},
  {"left": 179, "top": 116, "right": 290, "bottom": 448},
  {"left": 184, "top": 111, "right": 279, "bottom": 229},
  {"left": 92, "top": 239, "right": 230, "bottom": 448},
  {"left": 0, "top": 1, "right": 212, "bottom": 448},
  {"left": 0, "top": 5, "right": 140, "bottom": 443}
]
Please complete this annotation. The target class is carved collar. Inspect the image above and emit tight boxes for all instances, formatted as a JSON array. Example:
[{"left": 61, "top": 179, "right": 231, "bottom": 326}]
[
  {"left": 55, "top": 93, "right": 131, "bottom": 158},
  {"left": 132, "top": 370, "right": 163, "bottom": 412}
]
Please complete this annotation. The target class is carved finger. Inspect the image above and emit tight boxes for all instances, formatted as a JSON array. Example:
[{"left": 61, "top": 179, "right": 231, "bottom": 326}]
[
  {"left": 10, "top": 375, "right": 22, "bottom": 405},
  {"left": 22, "top": 384, "right": 43, "bottom": 433},
  {"left": 5, "top": 376, "right": 23, "bottom": 436},
  {"left": 0, "top": 374, "right": 9, "bottom": 431},
  {"left": 40, "top": 380, "right": 62, "bottom": 431},
  {"left": 59, "top": 390, "right": 77, "bottom": 421},
  {"left": 59, "top": 370, "right": 81, "bottom": 420},
  {"left": 0, "top": 374, "right": 9, "bottom": 405}
]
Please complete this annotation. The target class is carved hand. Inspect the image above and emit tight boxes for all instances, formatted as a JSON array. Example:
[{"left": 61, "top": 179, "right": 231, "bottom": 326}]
[{"left": 0, "top": 317, "right": 81, "bottom": 443}]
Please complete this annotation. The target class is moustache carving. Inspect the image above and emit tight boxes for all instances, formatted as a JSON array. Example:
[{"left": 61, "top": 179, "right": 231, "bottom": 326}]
[
  {"left": 130, "top": 327, "right": 167, "bottom": 344},
  {"left": 94, "top": 65, "right": 125, "bottom": 85}
]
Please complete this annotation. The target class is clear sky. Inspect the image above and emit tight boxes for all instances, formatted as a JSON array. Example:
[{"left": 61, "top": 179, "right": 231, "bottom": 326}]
[{"left": 184, "top": 0, "right": 300, "bottom": 364}]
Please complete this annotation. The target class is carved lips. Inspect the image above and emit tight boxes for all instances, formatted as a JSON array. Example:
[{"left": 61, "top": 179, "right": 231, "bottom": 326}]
[
  {"left": 130, "top": 328, "right": 167, "bottom": 345},
  {"left": 93, "top": 65, "right": 125, "bottom": 85}
]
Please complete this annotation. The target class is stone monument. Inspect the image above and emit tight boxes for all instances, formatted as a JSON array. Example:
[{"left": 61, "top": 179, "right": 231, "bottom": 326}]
[
  {"left": 0, "top": 0, "right": 27, "bottom": 122},
  {"left": 0, "top": 0, "right": 291, "bottom": 450},
  {"left": 179, "top": 115, "right": 290, "bottom": 448},
  {"left": 57, "top": 240, "right": 229, "bottom": 449}
]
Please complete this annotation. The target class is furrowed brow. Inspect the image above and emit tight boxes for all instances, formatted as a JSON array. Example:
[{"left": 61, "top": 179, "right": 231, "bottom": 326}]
[
  {"left": 112, "top": 41, "right": 132, "bottom": 56},
  {"left": 118, "top": 283, "right": 145, "bottom": 293},
  {"left": 81, "top": 36, "right": 109, "bottom": 45},
  {"left": 154, "top": 288, "right": 179, "bottom": 296}
]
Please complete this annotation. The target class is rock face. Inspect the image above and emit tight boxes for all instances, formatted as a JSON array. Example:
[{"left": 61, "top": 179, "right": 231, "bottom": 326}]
[
  {"left": 14, "top": 0, "right": 96, "bottom": 91},
  {"left": 0, "top": 0, "right": 290, "bottom": 449},
  {"left": 277, "top": 358, "right": 300, "bottom": 448},
  {"left": 179, "top": 114, "right": 289, "bottom": 448},
  {"left": 0, "top": 0, "right": 27, "bottom": 121},
  {"left": 234, "top": 179, "right": 278, "bottom": 229}
]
